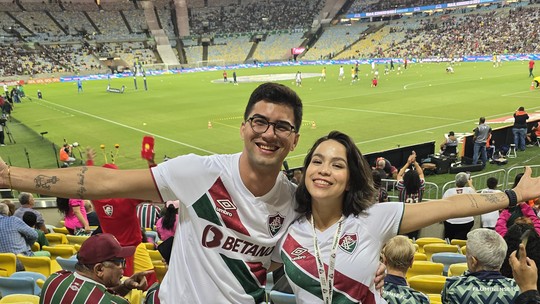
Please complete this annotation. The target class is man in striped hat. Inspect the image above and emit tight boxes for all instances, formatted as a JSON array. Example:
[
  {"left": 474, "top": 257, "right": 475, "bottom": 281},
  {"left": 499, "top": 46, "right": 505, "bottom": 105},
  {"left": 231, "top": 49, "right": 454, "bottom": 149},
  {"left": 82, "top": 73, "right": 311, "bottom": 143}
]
[{"left": 39, "top": 233, "right": 151, "bottom": 304}]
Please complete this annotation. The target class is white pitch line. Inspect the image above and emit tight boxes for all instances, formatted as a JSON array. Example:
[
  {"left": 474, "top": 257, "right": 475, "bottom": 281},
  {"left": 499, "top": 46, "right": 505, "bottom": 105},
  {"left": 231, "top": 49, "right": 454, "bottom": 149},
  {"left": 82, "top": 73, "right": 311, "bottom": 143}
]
[
  {"left": 308, "top": 104, "right": 460, "bottom": 121},
  {"left": 36, "top": 100, "right": 218, "bottom": 154}
]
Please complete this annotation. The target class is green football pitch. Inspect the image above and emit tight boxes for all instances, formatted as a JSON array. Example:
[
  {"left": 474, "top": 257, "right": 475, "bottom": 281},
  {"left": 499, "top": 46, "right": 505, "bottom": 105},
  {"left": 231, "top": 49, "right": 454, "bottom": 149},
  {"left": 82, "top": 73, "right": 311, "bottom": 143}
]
[{"left": 4, "top": 61, "right": 540, "bottom": 177}]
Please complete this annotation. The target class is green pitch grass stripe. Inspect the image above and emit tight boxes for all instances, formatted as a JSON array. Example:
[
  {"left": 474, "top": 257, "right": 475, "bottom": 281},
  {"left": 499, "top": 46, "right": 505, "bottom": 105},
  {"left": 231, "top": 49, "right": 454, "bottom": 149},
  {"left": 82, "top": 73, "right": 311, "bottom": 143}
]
[{"left": 36, "top": 99, "right": 217, "bottom": 154}]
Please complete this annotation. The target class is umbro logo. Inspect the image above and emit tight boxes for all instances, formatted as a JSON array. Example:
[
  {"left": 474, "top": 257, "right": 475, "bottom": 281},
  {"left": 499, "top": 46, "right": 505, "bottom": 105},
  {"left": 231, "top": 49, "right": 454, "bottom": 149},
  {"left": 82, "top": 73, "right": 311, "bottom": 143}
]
[
  {"left": 291, "top": 247, "right": 308, "bottom": 261},
  {"left": 216, "top": 199, "right": 237, "bottom": 210}
]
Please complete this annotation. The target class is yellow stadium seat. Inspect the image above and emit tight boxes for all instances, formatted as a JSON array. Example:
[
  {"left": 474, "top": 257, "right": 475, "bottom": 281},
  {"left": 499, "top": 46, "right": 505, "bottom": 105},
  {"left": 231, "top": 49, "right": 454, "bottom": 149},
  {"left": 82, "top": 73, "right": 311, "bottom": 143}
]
[
  {"left": 36, "top": 279, "right": 44, "bottom": 289},
  {"left": 408, "top": 275, "right": 447, "bottom": 294},
  {"left": 414, "top": 252, "right": 427, "bottom": 261},
  {"left": 45, "top": 233, "right": 68, "bottom": 246},
  {"left": 31, "top": 242, "right": 40, "bottom": 252},
  {"left": 42, "top": 245, "right": 76, "bottom": 260},
  {"left": 406, "top": 261, "right": 444, "bottom": 280},
  {"left": 148, "top": 250, "right": 163, "bottom": 263},
  {"left": 154, "top": 264, "right": 167, "bottom": 282},
  {"left": 17, "top": 255, "right": 56, "bottom": 277},
  {"left": 0, "top": 294, "right": 40, "bottom": 304},
  {"left": 0, "top": 253, "right": 17, "bottom": 277},
  {"left": 423, "top": 243, "right": 460, "bottom": 260},
  {"left": 52, "top": 227, "right": 69, "bottom": 235},
  {"left": 427, "top": 293, "right": 442, "bottom": 304},
  {"left": 461, "top": 246, "right": 467, "bottom": 255},
  {"left": 415, "top": 237, "right": 447, "bottom": 253},
  {"left": 450, "top": 239, "right": 467, "bottom": 248},
  {"left": 144, "top": 242, "right": 155, "bottom": 250},
  {"left": 448, "top": 263, "right": 469, "bottom": 277},
  {"left": 66, "top": 235, "right": 90, "bottom": 246}
]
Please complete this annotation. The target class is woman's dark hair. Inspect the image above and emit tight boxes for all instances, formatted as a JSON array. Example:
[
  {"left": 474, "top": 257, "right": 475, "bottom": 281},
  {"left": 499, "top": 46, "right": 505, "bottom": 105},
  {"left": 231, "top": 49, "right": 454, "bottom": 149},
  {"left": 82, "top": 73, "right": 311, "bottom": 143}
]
[
  {"left": 372, "top": 170, "right": 382, "bottom": 189},
  {"left": 403, "top": 169, "right": 421, "bottom": 195},
  {"left": 56, "top": 197, "right": 70, "bottom": 216},
  {"left": 501, "top": 222, "right": 540, "bottom": 290},
  {"left": 295, "top": 131, "right": 376, "bottom": 216},
  {"left": 161, "top": 204, "right": 178, "bottom": 230}
]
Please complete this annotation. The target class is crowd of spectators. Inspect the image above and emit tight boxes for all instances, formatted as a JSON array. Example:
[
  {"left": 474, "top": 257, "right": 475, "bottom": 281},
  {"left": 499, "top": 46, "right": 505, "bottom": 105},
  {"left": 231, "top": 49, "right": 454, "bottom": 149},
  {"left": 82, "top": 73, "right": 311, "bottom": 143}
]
[
  {"left": 385, "top": 5, "right": 540, "bottom": 58},
  {"left": 188, "top": 0, "right": 323, "bottom": 35}
]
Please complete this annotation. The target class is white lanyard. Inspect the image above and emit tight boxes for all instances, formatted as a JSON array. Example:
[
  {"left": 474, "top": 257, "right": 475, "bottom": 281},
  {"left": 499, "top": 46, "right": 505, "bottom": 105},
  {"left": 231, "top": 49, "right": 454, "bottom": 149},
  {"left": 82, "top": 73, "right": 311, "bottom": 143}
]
[{"left": 311, "top": 214, "right": 345, "bottom": 304}]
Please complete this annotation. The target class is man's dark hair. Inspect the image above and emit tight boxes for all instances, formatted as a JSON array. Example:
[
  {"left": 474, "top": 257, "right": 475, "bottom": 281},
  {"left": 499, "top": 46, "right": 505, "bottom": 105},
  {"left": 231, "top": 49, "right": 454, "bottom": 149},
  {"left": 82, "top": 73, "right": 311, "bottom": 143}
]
[
  {"left": 486, "top": 177, "right": 498, "bottom": 190},
  {"left": 22, "top": 211, "right": 37, "bottom": 228},
  {"left": 296, "top": 131, "right": 376, "bottom": 216},
  {"left": 479, "top": 117, "right": 486, "bottom": 124},
  {"left": 243, "top": 83, "right": 303, "bottom": 132}
]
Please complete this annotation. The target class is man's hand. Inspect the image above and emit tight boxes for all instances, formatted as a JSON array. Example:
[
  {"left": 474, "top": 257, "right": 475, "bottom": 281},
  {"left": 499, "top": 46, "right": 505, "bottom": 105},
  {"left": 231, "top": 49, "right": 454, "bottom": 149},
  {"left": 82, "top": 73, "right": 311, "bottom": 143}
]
[
  {"left": 510, "top": 244, "right": 538, "bottom": 293},
  {"left": 86, "top": 147, "right": 96, "bottom": 162},
  {"left": 124, "top": 270, "right": 153, "bottom": 291},
  {"left": 513, "top": 167, "right": 540, "bottom": 203}
]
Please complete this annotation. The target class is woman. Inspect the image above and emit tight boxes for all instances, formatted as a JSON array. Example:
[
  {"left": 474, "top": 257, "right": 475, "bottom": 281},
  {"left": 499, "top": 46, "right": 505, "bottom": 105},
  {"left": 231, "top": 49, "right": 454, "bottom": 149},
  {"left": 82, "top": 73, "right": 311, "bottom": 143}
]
[
  {"left": 496, "top": 173, "right": 540, "bottom": 237},
  {"left": 396, "top": 152, "right": 425, "bottom": 239},
  {"left": 57, "top": 197, "right": 90, "bottom": 235},
  {"left": 156, "top": 200, "right": 179, "bottom": 241},
  {"left": 277, "top": 131, "right": 540, "bottom": 304}
]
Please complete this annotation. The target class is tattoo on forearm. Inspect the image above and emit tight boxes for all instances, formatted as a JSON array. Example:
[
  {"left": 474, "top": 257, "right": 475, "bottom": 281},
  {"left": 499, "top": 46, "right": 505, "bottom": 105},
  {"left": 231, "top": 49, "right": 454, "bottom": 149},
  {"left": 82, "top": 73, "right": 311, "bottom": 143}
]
[
  {"left": 468, "top": 195, "right": 479, "bottom": 209},
  {"left": 480, "top": 193, "right": 503, "bottom": 204},
  {"left": 76, "top": 166, "right": 88, "bottom": 199},
  {"left": 34, "top": 175, "right": 60, "bottom": 190}
]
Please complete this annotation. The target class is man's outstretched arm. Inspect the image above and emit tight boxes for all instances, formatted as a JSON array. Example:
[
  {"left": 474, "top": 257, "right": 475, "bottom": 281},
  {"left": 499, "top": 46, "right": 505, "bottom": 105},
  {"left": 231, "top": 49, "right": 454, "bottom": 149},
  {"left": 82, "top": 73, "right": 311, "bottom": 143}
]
[{"left": 1, "top": 160, "right": 161, "bottom": 201}]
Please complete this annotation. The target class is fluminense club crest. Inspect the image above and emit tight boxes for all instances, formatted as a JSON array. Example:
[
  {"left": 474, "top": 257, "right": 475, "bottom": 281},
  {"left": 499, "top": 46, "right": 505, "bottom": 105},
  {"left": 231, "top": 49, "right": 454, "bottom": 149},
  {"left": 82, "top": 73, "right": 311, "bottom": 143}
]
[
  {"left": 339, "top": 233, "right": 357, "bottom": 254},
  {"left": 103, "top": 205, "right": 114, "bottom": 217},
  {"left": 268, "top": 213, "right": 285, "bottom": 236}
]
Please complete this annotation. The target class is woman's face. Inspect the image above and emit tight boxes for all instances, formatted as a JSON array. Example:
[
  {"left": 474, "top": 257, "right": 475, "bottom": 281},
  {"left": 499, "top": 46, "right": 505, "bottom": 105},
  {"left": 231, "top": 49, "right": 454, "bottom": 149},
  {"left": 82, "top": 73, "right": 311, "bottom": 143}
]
[{"left": 305, "top": 139, "right": 350, "bottom": 205}]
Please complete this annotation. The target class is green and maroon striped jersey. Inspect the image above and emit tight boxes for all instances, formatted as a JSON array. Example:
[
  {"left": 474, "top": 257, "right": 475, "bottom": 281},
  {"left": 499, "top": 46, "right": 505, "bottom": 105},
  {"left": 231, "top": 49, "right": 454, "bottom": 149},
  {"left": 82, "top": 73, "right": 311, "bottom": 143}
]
[{"left": 40, "top": 270, "right": 130, "bottom": 304}]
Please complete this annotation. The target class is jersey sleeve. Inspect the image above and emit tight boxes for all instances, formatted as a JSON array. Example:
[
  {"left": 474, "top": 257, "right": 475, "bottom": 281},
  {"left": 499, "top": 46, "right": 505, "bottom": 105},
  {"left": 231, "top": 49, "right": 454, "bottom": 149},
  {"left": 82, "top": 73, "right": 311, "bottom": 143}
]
[
  {"left": 364, "top": 202, "right": 404, "bottom": 242},
  {"left": 151, "top": 154, "right": 223, "bottom": 207}
]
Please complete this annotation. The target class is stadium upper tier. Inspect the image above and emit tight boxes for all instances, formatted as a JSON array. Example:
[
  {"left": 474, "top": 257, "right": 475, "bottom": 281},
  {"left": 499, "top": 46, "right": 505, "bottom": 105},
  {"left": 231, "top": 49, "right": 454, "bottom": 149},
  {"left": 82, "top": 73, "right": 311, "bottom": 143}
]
[{"left": 0, "top": 0, "right": 538, "bottom": 78}]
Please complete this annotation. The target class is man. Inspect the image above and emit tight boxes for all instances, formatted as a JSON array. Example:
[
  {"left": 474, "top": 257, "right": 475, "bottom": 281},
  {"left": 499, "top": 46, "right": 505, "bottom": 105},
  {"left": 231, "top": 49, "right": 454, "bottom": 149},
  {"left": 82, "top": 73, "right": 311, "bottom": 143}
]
[
  {"left": 375, "top": 157, "right": 397, "bottom": 179},
  {"left": 442, "top": 229, "right": 519, "bottom": 303},
  {"left": 39, "top": 233, "right": 151, "bottom": 304},
  {"left": 529, "top": 59, "right": 535, "bottom": 78},
  {"left": 480, "top": 177, "right": 501, "bottom": 229},
  {"left": 0, "top": 83, "right": 383, "bottom": 303},
  {"left": 13, "top": 192, "right": 48, "bottom": 233},
  {"left": 136, "top": 202, "right": 161, "bottom": 231},
  {"left": 0, "top": 203, "right": 37, "bottom": 271},
  {"left": 440, "top": 131, "right": 458, "bottom": 156},
  {"left": 472, "top": 117, "right": 491, "bottom": 169},
  {"left": 513, "top": 107, "right": 529, "bottom": 152},
  {"left": 442, "top": 172, "right": 476, "bottom": 240},
  {"left": 338, "top": 65, "right": 344, "bottom": 81},
  {"left": 59, "top": 143, "right": 76, "bottom": 165},
  {"left": 232, "top": 70, "right": 238, "bottom": 85},
  {"left": 77, "top": 79, "right": 83, "bottom": 93}
]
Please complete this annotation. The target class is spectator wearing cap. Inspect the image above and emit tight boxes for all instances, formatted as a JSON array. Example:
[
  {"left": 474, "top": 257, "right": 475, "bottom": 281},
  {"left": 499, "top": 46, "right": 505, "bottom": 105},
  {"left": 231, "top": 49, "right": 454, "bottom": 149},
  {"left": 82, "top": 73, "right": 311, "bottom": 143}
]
[
  {"left": 155, "top": 201, "right": 178, "bottom": 242},
  {"left": 40, "top": 233, "right": 151, "bottom": 304},
  {"left": 441, "top": 131, "right": 458, "bottom": 156},
  {"left": 442, "top": 172, "right": 476, "bottom": 240}
]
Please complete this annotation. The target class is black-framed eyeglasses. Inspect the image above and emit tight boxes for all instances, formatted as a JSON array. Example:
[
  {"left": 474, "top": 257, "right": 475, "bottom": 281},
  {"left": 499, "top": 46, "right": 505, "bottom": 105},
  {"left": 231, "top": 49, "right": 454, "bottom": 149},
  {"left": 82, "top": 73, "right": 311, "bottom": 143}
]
[
  {"left": 246, "top": 116, "right": 296, "bottom": 137},
  {"left": 105, "top": 258, "right": 126, "bottom": 268}
]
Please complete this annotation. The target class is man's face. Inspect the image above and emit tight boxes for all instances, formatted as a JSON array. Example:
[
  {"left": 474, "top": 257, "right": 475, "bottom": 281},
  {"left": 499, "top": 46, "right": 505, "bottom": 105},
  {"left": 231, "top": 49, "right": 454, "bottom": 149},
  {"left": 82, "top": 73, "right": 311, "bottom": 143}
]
[
  {"left": 241, "top": 100, "right": 299, "bottom": 171},
  {"left": 98, "top": 259, "right": 125, "bottom": 288}
]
